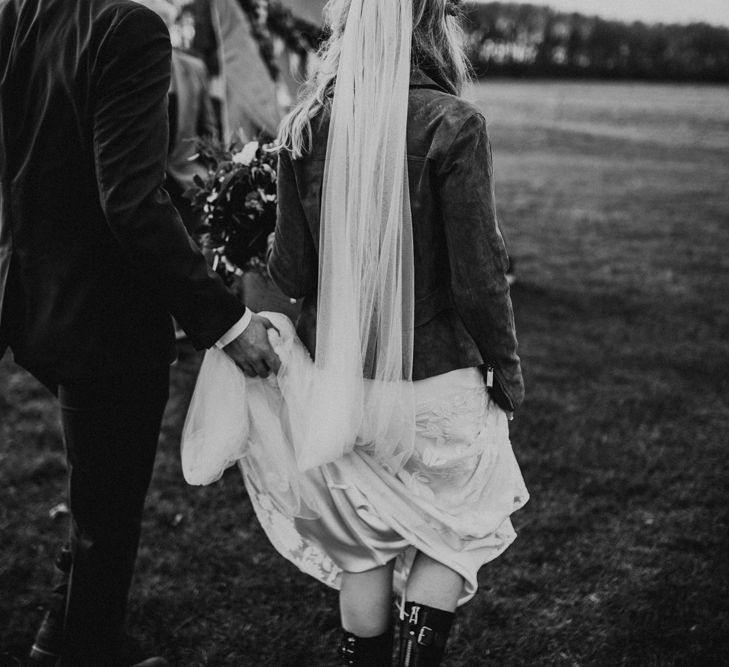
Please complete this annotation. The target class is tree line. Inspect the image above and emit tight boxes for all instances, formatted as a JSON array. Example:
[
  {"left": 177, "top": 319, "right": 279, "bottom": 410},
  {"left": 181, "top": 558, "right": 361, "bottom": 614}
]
[{"left": 462, "top": 2, "right": 729, "bottom": 82}]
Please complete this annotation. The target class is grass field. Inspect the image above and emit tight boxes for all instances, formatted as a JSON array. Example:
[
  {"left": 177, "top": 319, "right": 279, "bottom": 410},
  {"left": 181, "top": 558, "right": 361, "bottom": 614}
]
[{"left": 2, "top": 80, "right": 729, "bottom": 666}]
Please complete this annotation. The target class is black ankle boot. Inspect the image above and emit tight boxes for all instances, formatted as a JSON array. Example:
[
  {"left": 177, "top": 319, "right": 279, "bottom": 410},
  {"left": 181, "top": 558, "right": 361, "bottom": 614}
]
[
  {"left": 339, "top": 629, "right": 393, "bottom": 666},
  {"left": 29, "top": 545, "right": 72, "bottom": 665},
  {"left": 398, "top": 602, "right": 454, "bottom": 667}
]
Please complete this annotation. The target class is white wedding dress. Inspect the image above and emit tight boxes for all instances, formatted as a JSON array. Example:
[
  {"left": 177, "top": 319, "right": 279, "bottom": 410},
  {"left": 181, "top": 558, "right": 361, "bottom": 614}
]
[{"left": 182, "top": 312, "right": 528, "bottom": 605}]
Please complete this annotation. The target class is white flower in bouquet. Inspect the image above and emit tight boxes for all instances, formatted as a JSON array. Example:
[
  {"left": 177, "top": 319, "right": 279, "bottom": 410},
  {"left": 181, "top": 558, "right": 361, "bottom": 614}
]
[{"left": 232, "top": 141, "right": 260, "bottom": 167}]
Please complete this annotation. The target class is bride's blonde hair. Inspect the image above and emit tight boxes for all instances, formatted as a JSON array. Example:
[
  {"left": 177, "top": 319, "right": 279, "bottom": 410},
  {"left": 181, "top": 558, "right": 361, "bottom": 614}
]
[{"left": 278, "top": 0, "right": 470, "bottom": 157}]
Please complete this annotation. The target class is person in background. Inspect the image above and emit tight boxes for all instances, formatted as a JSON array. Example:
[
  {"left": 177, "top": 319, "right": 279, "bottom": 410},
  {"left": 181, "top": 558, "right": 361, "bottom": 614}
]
[
  {"left": 130, "top": 0, "right": 215, "bottom": 234},
  {"left": 167, "top": 46, "right": 219, "bottom": 233}
]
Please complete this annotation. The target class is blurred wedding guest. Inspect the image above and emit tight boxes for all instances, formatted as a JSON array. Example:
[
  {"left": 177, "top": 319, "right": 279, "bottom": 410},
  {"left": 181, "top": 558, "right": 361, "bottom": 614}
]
[
  {"left": 134, "top": 0, "right": 177, "bottom": 26},
  {"left": 167, "top": 47, "right": 219, "bottom": 233},
  {"left": 184, "top": 0, "right": 285, "bottom": 142},
  {"left": 132, "top": 0, "right": 216, "bottom": 232},
  {"left": 188, "top": 0, "right": 225, "bottom": 129},
  {"left": 208, "top": 0, "right": 281, "bottom": 139}
]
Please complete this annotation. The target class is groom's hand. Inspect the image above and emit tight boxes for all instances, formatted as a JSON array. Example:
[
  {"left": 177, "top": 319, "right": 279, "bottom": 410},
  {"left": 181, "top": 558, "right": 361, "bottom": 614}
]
[{"left": 223, "top": 314, "right": 281, "bottom": 378}]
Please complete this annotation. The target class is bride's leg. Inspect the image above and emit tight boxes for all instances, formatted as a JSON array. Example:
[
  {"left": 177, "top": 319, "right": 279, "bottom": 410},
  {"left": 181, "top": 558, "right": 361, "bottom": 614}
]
[
  {"left": 338, "top": 561, "right": 395, "bottom": 665},
  {"left": 404, "top": 551, "right": 462, "bottom": 612},
  {"left": 340, "top": 560, "right": 395, "bottom": 636},
  {"left": 398, "top": 552, "right": 462, "bottom": 666}
]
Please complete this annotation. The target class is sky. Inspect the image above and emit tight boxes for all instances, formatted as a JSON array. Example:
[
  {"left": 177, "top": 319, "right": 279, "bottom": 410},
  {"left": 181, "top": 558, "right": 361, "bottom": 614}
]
[{"left": 477, "top": 0, "right": 729, "bottom": 27}]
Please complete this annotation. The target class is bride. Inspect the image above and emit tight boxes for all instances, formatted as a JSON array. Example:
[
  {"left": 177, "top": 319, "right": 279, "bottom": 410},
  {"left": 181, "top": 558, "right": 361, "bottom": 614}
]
[{"left": 182, "top": 0, "right": 528, "bottom": 664}]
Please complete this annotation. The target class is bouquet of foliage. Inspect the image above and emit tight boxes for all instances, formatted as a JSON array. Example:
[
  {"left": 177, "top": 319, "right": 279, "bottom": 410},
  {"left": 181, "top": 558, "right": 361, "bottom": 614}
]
[{"left": 186, "top": 134, "right": 278, "bottom": 283}]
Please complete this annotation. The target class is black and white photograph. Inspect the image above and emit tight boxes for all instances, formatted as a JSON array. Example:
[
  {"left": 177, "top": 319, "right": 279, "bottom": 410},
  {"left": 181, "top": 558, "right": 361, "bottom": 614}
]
[{"left": 1, "top": 0, "right": 727, "bottom": 665}]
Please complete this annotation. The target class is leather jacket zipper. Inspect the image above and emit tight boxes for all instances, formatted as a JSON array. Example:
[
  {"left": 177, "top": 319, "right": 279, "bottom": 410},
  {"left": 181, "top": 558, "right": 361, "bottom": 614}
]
[{"left": 486, "top": 363, "right": 515, "bottom": 412}]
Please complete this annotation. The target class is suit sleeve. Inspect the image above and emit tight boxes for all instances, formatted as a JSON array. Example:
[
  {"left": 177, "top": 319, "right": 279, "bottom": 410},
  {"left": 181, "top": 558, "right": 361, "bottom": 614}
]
[
  {"left": 438, "top": 113, "right": 524, "bottom": 410},
  {"left": 268, "top": 149, "right": 318, "bottom": 299},
  {"left": 92, "top": 6, "right": 244, "bottom": 349}
]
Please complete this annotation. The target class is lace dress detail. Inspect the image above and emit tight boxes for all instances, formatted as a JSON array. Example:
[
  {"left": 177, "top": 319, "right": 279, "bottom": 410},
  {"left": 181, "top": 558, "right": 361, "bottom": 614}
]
[{"left": 244, "top": 482, "right": 341, "bottom": 588}]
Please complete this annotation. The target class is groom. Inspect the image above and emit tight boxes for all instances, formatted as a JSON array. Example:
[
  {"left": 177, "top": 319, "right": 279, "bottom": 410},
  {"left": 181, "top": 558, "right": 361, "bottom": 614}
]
[{"left": 0, "top": 1, "right": 279, "bottom": 665}]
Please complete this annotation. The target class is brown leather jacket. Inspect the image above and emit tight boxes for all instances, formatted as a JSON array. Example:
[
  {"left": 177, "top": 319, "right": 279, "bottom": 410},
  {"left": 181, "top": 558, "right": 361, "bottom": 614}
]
[{"left": 269, "top": 72, "right": 524, "bottom": 411}]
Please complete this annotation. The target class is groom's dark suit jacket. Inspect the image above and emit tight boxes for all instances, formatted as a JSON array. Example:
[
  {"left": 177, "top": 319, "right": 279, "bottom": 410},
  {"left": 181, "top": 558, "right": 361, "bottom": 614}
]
[{"left": 0, "top": 0, "right": 245, "bottom": 383}]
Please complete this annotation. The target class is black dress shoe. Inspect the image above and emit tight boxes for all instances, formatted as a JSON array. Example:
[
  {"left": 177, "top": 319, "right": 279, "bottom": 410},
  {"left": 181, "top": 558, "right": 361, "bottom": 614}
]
[
  {"left": 26, "top": 645, "right": 59, "bottom": 667},
  {"left": 29, "top": 545, "right": 72, "bottom": 665}
]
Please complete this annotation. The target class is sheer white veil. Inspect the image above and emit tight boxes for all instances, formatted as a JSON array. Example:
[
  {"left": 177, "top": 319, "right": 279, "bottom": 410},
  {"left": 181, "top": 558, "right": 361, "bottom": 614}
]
[{"left": 296, "top": 0, "right": 415, "bottom": 471}]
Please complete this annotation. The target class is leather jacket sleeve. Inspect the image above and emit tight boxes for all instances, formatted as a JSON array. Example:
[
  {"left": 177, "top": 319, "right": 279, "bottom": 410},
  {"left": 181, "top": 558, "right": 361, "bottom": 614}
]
[
  {"left": 92, "top": 6, "right": 244, "bottom": 349},
  {"left": 437, "top": 113, "right": 524, "bottom": 410},
  {"left": 268, "top": 149, "right": 318, "bottom": 299}
]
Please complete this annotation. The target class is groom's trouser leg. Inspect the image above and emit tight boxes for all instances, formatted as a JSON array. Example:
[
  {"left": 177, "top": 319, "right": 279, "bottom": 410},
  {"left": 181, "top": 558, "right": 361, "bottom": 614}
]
[{"left": 58, "top": 368, "right": 169, "bottom": 667}]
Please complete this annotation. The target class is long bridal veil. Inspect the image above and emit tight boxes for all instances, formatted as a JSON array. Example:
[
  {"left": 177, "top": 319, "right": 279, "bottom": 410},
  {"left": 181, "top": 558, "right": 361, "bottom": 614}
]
[{"left": 299, "top": 0, "right": 416, "bottom": 471}]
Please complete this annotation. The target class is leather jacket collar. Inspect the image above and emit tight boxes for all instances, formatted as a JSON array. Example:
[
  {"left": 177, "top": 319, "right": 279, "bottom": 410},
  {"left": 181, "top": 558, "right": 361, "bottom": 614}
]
[{"left": 409, "top": 69, "right": 451, "bottom": 94}]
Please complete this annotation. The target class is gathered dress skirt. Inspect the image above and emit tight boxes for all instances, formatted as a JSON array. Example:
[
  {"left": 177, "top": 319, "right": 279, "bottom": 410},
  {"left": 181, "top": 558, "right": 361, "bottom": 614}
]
[{"left": 182, "top": 313, "right": 529, "bottom": 605}]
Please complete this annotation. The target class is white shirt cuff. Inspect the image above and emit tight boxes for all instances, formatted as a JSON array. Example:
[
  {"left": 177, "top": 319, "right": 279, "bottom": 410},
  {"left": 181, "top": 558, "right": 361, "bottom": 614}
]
[{"left": 215, "top": 309, "right": 253, "bottom": 349}]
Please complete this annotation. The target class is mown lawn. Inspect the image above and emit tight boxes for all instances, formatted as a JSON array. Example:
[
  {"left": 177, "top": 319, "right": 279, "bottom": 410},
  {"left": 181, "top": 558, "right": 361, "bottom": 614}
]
[{"left": 2, "top": 80, "right": 729, "bottom": 665}]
